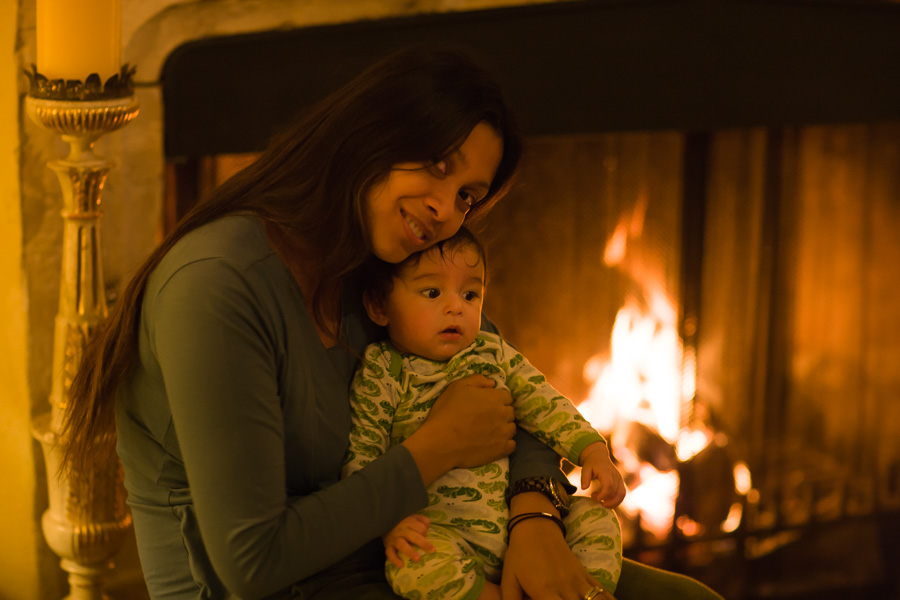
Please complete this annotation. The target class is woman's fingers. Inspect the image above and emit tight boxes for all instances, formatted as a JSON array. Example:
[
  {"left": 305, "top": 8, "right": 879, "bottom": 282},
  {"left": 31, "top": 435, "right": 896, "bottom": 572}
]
[
  {"left": 502, "top": 516, "right": 601, "bottom": 600},
  {"left": 579, "top": 574, "right": 618, "bottom": 600},
  {"left": 428, "top": 375, "right": 516, "bottom": 468}
]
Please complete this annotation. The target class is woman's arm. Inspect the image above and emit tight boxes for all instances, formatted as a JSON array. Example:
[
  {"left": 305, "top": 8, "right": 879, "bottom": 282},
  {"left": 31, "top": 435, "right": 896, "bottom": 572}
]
[
  {"left": 504, "top": 429, "right": 603, "bottom": 598},
  {"left": 502, "top": 492, "right": 606, "bottom": 600},
  {"left": 152, "top": 260, "right": 428, "bottom": 598}
]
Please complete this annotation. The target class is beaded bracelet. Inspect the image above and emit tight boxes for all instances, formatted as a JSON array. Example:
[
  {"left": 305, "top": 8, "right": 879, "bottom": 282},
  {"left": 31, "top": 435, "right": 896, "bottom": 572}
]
[{"left": 506, "top": 511, "right": 567, "bottom": 537}]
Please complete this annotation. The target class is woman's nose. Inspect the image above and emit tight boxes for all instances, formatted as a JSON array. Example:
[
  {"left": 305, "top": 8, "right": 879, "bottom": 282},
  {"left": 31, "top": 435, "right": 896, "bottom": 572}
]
[{"left": 424, "top": 182, "right": 457, "bottom": 222}]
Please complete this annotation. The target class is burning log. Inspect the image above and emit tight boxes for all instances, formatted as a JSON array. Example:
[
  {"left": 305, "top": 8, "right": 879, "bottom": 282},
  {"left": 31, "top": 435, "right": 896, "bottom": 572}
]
[
  {"left": 618, "top": 418, "right": 678, "bottom": 473},
  {"left": 675, "top": 438, "right": 738, "bottom": 537}
]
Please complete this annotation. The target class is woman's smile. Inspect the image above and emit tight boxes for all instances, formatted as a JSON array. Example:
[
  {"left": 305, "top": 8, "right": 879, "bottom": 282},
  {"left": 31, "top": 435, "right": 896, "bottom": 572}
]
[{"left": 401, "top": 209, "right": 429, "bottom": 242}]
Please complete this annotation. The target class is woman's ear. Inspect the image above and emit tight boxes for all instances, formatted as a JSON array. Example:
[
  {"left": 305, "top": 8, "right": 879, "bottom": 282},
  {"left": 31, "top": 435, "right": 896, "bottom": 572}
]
[{"left": 363, "top": 291, "right": 390, "bottom": 327}]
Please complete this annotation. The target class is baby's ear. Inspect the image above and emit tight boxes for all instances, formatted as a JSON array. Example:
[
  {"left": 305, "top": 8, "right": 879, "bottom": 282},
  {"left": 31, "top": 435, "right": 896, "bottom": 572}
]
[{"left": 363, "top": 291, "right": 390, "bottom": 327}]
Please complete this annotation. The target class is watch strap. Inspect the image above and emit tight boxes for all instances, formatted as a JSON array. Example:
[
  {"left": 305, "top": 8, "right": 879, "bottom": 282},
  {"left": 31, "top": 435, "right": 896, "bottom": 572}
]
[{"left": 505, "top": 476, "right": 570, "bottom": 517}]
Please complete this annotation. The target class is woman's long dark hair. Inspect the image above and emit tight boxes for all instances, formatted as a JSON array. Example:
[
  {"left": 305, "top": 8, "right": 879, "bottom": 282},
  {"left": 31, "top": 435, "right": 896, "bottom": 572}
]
[{"left": 61, "top": 46, "right": 522, "bottom": 476}]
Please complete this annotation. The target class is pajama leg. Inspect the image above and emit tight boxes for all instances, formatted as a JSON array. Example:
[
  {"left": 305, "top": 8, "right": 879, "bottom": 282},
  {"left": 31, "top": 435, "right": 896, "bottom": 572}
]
[
  {"left": 564, "top": 496, "right": 623, "bottom": 593},
  {"left": 385, "top": 522, "right": 488, "bottom": 600}
]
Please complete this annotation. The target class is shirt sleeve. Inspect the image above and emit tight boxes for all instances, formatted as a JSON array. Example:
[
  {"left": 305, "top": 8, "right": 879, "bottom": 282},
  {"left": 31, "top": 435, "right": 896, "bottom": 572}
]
[{"left": 150, "top": 259, "right": 427, "bottom": 599}]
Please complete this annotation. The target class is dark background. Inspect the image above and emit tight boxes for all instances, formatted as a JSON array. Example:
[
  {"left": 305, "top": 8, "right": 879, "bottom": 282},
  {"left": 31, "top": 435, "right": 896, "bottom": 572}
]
[{"left": 161, "top": 0, "right": 900, "bottom": 157}]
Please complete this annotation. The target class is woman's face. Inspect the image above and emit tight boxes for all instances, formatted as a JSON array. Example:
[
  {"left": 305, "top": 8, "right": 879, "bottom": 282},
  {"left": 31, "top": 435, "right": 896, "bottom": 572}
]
[{"left": 364, "top": 121, "right": 503, "bottom": 263}]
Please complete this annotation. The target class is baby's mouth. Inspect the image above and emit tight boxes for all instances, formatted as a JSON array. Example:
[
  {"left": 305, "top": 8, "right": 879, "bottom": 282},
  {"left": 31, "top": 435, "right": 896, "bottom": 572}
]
[{"left": 441, "top": 326, "right": 462, "bottom": 335}]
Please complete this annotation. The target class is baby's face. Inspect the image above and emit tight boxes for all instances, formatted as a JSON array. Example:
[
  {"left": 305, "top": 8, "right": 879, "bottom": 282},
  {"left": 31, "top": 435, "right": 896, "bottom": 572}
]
[{"left": 381, "top": 245, "right": 485, "bottom": 361}]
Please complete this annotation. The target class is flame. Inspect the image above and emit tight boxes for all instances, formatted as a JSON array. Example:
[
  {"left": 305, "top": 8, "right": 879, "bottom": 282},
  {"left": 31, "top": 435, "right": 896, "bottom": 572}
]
[
  {"left": 576, "top": 298, "right": 686, "bottom": 539},
  {"left": 573, "top": 193, "right": 716, "bottom": 540},
  {"left": 578, "top": 300, "right": 683, "bottom": 444}
]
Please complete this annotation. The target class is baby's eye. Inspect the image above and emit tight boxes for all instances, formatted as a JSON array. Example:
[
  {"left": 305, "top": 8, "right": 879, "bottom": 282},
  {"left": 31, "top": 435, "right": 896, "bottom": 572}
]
[
  {"left": 422, "top": 288, "right": 440, "bottom": 299},
  {"left": 463, "top": 291, "right": 480, "bottom": 302}
]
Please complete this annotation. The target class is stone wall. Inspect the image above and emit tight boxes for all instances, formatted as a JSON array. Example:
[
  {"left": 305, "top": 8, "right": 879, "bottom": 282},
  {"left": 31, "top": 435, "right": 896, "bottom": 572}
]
[{"left": 0, "top": 1, "right": 45, "bottom": 598}]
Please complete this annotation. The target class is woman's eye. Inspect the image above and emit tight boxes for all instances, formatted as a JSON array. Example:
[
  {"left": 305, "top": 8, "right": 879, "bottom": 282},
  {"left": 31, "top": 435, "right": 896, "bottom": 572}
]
[
  {"left": 457, "top": 190, "right": 481, "bottom": 213},
  {"left": 422, "top": 288, "right": 440, "bottom": 299},
  {"left": 430, "top": 160, "right": 448, "bottom": 177}
]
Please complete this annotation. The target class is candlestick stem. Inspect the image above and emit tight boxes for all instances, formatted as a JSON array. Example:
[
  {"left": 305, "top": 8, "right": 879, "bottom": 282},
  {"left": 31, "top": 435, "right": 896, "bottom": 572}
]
[{"left": 27, "top": 95, "right": 139, "bottom": 600}]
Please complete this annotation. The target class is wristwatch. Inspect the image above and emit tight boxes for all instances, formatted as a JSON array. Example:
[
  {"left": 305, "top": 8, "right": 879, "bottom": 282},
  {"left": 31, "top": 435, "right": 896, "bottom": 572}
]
[{"left": 505, "top": 476, "right": 570, "bottom": 517}]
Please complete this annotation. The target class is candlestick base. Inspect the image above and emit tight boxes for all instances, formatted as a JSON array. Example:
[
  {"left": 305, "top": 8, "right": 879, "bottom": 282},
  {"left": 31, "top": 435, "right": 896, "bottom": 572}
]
[{"left": 35, "top": 414, "right": 131, "bottom": 600}]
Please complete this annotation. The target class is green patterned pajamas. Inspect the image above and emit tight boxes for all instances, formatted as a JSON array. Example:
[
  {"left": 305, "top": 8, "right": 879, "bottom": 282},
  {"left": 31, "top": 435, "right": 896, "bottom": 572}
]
[{"left": 342, "top": 332, "right": 622, "bottom": 600}]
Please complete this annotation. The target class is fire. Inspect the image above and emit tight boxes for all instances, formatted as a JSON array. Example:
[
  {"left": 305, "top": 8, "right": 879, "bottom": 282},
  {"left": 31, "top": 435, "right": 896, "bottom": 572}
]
[
  {"left": 578, "top": 298, "right": 682, "bottom": 443},
  {"left": 570, "top": 194, "right": 719, "bottom": 541},
  {"left": 574, "top": 298, "right": 688, "bottom": 540}
]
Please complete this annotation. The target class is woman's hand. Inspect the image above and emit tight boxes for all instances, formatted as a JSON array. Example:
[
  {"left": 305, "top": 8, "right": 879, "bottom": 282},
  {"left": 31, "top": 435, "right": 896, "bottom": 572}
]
[
  {"left": 579, "top": 442, "right": 626, "bottom": 508},
  {"left": 382, "top": 514, "right": 435, "bottom": 568},
  {"left": 501, "top": 493, "right": 615, "bottom": 600},
  {"left": 402, "top": 375, "right": 516, "bottom": 485}
]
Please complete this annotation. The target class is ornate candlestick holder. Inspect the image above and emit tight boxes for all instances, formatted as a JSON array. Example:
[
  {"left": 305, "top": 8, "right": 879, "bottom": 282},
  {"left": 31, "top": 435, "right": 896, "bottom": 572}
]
[{"left": 26, "top": 65, "right": 139, "bottom": 600}]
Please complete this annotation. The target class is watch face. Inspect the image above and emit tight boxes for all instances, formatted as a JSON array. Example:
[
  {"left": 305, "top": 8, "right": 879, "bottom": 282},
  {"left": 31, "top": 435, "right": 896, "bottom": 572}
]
[{"left": 550, "top": 478, "right": 569, "bottom": 506}]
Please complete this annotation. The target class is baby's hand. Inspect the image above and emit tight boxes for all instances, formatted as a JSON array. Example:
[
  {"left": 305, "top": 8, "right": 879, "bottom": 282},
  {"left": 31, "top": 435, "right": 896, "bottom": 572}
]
[
  {"left": 579, "top": 441, "right": 626, "bottom": 508},
  {"left": 382, "top": 514, "right": 435, "bottom": 568}
]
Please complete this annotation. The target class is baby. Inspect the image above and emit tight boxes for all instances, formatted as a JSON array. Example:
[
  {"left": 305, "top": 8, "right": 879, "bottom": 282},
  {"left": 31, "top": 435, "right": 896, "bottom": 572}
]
[{"left": 342, "top": 227, "right": 624, "bottom": 600}]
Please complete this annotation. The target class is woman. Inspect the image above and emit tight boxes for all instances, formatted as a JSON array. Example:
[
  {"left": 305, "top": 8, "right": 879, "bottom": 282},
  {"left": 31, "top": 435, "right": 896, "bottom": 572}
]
[{"left": 62, "top": 48, "right": 722, "bottom": 600}]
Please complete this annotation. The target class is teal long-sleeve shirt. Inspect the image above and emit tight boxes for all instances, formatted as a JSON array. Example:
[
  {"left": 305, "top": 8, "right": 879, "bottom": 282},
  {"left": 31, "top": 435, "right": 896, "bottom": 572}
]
[{"left": 115, "top": 215, "right": 565, "bottom": 600}]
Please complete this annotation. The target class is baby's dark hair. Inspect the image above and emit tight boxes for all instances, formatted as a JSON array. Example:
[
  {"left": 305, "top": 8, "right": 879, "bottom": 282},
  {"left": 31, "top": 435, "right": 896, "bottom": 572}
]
[{"left": 363, "top": 227, "right": 487, "bottom": 310}]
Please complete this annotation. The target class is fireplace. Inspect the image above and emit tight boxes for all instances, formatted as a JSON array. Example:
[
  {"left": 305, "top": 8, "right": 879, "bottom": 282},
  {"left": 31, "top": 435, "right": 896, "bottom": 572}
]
[{"left": 161, "top": 2, "right": 900, "bottom": 598}]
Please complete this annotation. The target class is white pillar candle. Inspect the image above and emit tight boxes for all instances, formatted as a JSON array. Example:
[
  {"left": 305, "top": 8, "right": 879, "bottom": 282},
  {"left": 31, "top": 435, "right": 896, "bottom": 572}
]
[{"left": 37, "top": 0, "right": 121, "bottom": 82}]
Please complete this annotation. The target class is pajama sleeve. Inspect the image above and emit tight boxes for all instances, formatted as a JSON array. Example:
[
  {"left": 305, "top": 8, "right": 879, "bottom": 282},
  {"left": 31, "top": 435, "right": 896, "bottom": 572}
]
[
  {"left": 342, "top": 344, "right": 398, "bottom": 477},
  {"left": 496, "top": 336, "right": 606, "bottom": 465}
]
